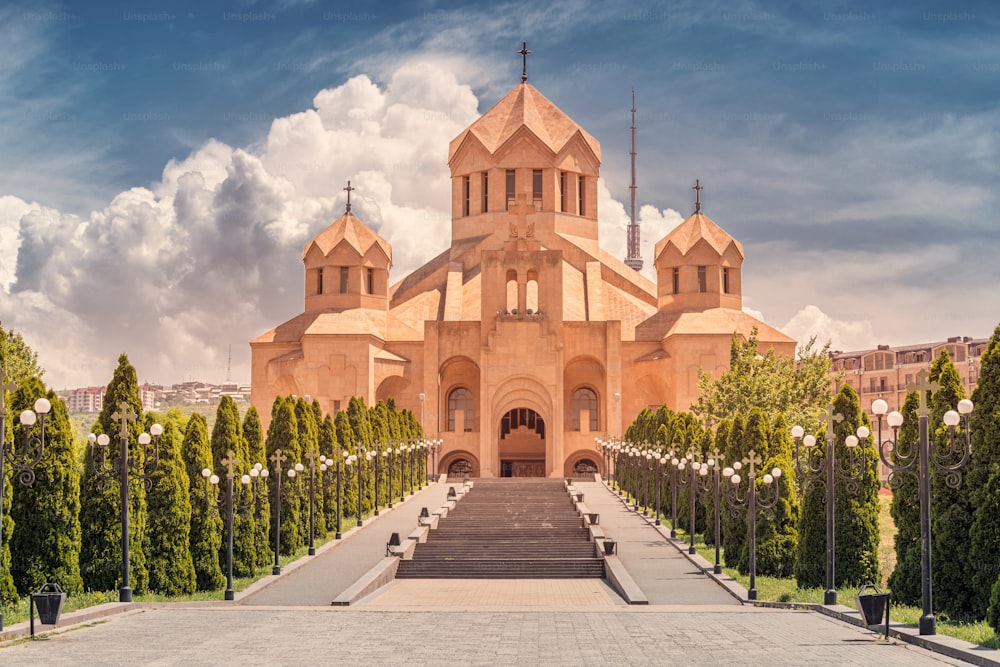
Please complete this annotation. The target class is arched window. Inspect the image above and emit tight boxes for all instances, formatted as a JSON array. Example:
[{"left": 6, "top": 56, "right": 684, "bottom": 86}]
[
  {"left": 447, "top": 387, "right": 474, "bottom": 432},
  {"left": 506, "top": 270, "right": 518, "bottom": 313},
  {"left": 526, "top": 274, "right": 538, "bottom": 313},
  {"left": 571, "top": 387, "right": 598, "bottom": 432}
]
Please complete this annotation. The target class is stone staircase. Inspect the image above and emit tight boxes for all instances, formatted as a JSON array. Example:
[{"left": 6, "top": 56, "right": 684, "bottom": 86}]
[{"left": 395, "top": 478, "right": 604, "bottom": 578}]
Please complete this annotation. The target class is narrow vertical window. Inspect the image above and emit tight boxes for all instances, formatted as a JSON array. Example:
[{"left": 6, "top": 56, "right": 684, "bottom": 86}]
[
  {"left": 366, "top": 268, "right": 374, "bottom": 295},
  {"left": 578, "top": 175, "right": 585, "bottom": 215},
  {"left": 672, "top": 267, "right": 680, "bottom": 294},
  {"left": 559, "top": 172, "right": 566, "bottom": 212},
  {"left": 482, "top": 172, "right": 489, "bottom": 213},
  {"left": 317, "top": 268, "right": 324, "bottom": 295},
  {"left": 506, "top": 169, "right": 516, "bottom": 210},
  {"left": 532, "top": 169, "right": 542, "bottom": 210},
  {"left": 462, "top": 175, "right": 470, "bottom": 216},
  {"left": 697, "top": 265, "right": 707, "bottom": 293},
  {"left": 723, "top": 267, "right": 730, "bottom": 294},
  {"left": 340, "top": 267, "right": 349, "bottom": 293}
]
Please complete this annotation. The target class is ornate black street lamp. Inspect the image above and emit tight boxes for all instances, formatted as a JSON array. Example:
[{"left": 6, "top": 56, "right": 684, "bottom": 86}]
[
  {"left": 201, "top": 450, "right": 265, "bottom": 600},
  {"left": 335, "top": 449, "right": 346, "bottom": 538},
  {"left": 0, "top": 373, "right": 51, "bottom": 630},
  {"left": 791, "top": 406, "right": 871, "bottom": 605},
  {"left": 426, "top": 438, "right": 442, "bottom": 483},
  {"left": 88, "top": 402, "right": 162, "bottom": 603},
  {"left": 395, "top": 445, "right": 405, "bottom": 503},
  {"left": 676, "top": 449, "right": 708, "bottom": 555},
  {"left": 267, "top": 448, "right": 289, "bottom": 575},
  {"left": 303, "top": 445, "right": 321, "bottom": 554},
  {"left": 652, "top": 452, "right": 667, "bottom": 525},
  {"left": 382, "top": 448, "right": 393, "bottom": 509},
  {"left": 702, "top": 448, "right": 725, "bottom": 574},
  {"left": 722, "top": 450, "right": 782, "bottom": 601},
  {"left": 668, "top": 450, "right": 680, "bottom": 538},
  {"left": 872, "top": 370, "right": 973, "bottom": 636},
  {"left": 346, "top": 451, "right": 363, "bottom": 526}
]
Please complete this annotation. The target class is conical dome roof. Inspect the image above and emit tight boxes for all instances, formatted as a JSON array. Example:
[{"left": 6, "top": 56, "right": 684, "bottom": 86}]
[
  {"left": 654, "top": 211, "right": 743, "bottom": 260},
  {"left": 448, "top": 83, "right": 601, "bottom": 162},
  {"left": 304, "top": 212, "right": 391, "bottom": 263}
]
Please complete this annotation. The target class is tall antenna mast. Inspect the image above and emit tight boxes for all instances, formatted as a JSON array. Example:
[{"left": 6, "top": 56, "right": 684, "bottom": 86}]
[
  {"left": 226, "top": 344, "right": 232, "bottom": 384},
  {"left": 624, "top": 88, "right": 643, "bottom": 272}
]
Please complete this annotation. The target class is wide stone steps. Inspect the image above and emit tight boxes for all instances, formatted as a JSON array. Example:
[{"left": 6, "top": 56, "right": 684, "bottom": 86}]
[{"left": 396, "top": 478, "right": 604, "bottom": 579}]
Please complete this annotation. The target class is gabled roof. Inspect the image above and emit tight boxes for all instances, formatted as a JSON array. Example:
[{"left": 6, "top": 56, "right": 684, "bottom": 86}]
[
  {"left": 654, "top": 211, "right": 743, "bottom": 259},
  {"left": 448, "top": 83, "right": 601, "bottom": 163},
  {"left": 303, "top": 212, "right": 391, "bottom": 262}
]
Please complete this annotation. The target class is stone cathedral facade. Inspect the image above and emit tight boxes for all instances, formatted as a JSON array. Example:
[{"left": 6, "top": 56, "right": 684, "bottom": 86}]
[{"left": 250, "top": 79, "right": 795, "bottom": 478}]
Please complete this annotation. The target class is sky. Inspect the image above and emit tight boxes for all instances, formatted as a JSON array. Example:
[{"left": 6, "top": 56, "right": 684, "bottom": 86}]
[{"left": 1, "top": 0, "right": 998, "bottom": 390}]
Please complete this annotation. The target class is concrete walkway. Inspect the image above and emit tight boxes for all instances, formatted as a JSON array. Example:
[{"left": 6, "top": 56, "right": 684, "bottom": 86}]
[
  {"left": 573, "top": 480, "right": 738, "bottom": 606},
  {"left": 240, "top": 479, "right": 456, "bottom": 605}
]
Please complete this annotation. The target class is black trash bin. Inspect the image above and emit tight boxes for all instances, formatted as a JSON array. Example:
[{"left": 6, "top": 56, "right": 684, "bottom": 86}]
[
  {"left": 855, "top": 584, "right": 890, "bottom": 637},
  {"left": 30, "top": 582, "right": 66, "bottom": 638}
]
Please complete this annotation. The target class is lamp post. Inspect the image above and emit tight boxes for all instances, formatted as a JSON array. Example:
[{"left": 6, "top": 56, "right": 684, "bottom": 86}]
[
  {"left": 303, "top": 445, "right": 321, "bottom": 555},
  {"left": 335, "top": 450, "right": 346, "bottom": 539},
  {"left": 722, "top": 449, "right": 782, "bottom": 601},
  {"left": 202, "top": 450, "right": 265, "bottom": 600},
  {"left": 349, "top": 451, "right": 363, "bottom": 526},
  {"left": 668, "top": 450, "right": 680, "bottom": 538},
  {"left": 395, "top": 445, "right": 405, "bottom": 503},
  {"left": 268, "top": 448, "right": 288, "bottom": 574},
  {"left": 383, "top": 448, "right": 393, "bottom": 507},
  {"left": 701, "top": 448, "right": 724, "bottom": 574},
  {"left": 676, "top": 449, "right": 705, "bottom": 555},
  {"left": 0, "top": 373, "right": 51, "bottom": 631},
  {"left": 642, "top": 451, "right": 654, "bottom": 517},
  {"left": 791, "top": 405, "right": 871, "bottom": 605},
  {"left": 426, "top": 438, "right": 441, "bottom": 483},
  {"left": 372, "top": 444, "right": 382, "bottom": 516},
  {"left": 653, "top": 454, "right": 667, "bottom": 525},
  {"left": 87, "top": 402, "right": 161, "bottom": 603},
  {"left": 872, "top": 370, "right": 973, "bottom": 636}
]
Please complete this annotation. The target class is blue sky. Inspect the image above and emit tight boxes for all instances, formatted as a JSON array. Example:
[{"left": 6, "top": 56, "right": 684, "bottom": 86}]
[{"left": 1, "top": 0, "right": 998, "bottom": 388}]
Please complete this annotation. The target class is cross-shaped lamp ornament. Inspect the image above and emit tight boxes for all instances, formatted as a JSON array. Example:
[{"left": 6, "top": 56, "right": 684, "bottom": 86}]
[{"left": 722, "top": 449, "right": 783, "bottom": 600}]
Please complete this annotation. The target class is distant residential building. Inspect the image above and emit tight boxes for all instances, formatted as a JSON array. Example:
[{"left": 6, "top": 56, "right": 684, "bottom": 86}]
[
  {"left": 830, "top": 335, "right": 987, "bottom": 412},
  {"left": 62, "top": 386, "right": 106, "bottom": 413},
  {"left": 60, "top": 381, "right": 249, "bottom": 413}
]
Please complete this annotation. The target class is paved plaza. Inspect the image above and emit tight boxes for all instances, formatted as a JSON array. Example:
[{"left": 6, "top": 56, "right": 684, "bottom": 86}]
[{"left": 0, "top": 479, "right": 992, "bottom": 666}]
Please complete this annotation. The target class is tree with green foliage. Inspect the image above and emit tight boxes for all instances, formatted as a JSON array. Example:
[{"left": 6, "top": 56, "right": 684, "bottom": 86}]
[
  {"left": 746, "top": 412, "right": 799, "bottom": 578},
  {"left": 702, "top": 420, "right": 730, "bottom": 548},
  {"left": 144, "top": 413, "right": 196, "bottom": 595},
  {"left": 967, "top": 327, "right": 1000, "bottom": 628},
  {"left": 927, "top": 351, "right": 975, "bottom": 619},
  {"left": 0, "top": 322, "right": 44, "bottom": 386},
  {"left": 721, "top": 414, "right": 747, "bottom": 569},
  {"left": 180, "top": 413, "right": 224, "bottom": 591},
  {"left": 318, "top": 415, "right": 339, "bottom": 533},
  {"left": 692, "top": 328, "right": 832, "bottom": 430},
  {"left": 9, "top": 379, "right": 83, "bottom": 595},
  {"left": 211, "top": 396, "right": 256, "bottom": 577},
  {"left": 79, "top": 353, "right": 149, "bottom": 593},
  {"left": 243, "top": 406, "right": 272, "bottom": 571},
  {"left": 888, "top": 391, "right": 921, "bottom": 606},
  {"left": 295, "top": 397, "right": 323, "bottom": 544},
  {"left": 266, "top": 396, "right": 302, "bottom": 555},
  {"left": 336, "top": 410, "right": 359, "bottom": 519},
  {"left": 793, "top": 385, "right": 879, "bottom": 589},
  {"left": 0, "top": 325, "right": 19, "bottom": 604}
]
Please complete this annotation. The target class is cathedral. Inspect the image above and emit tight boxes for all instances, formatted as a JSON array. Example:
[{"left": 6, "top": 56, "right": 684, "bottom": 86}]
[{"left": 250, "top": 72, "right": 795, "bottom": 479}]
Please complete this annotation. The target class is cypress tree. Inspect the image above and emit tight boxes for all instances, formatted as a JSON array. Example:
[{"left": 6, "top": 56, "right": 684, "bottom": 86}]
[
  {"left": 295, "top": 397, "right": 322, "bottom": 545},
  {"left": 703, "top": 420, "right": 731, "bottom": 548},
  {"left": 795, "top": 385, "right": 880, "bottom": 589},
  {"left": 265, "top": 396, "right": 302, "bottom": 555},
  {"left": 927, "top": 351, "right": 975, "bottom": 618},
  {"left": 336, "top": 410, "right": 359, "bottom": 519},
  {"left": 721, "top": 414, "right": 748, "bottom": 569},
  {"left": 211, "top": 396, "right": 255, "bottom": 577},
  {"left": 9, "top": 380, "right": 83, "bottom": 595},
  {"left": 319, "top": 415, "right": 339, "bottom": 533},
  {"left": 746, "top": 412, "right": 798, "bottom": 579},
  {"left": 243, "top": 406, "right": 272, "bottom": 571},
  {"left": 180, "top": 413, "right": 224, "bottom": 591},
  {"left": 888, "top": 391, "right": 922, "bottom": 605},
  {"left": 79, "top": 353, "right": 149, "bottom": 593},
  {"left": 144, "top": 414, "right": 196, "bottom": 595},
  {"left": 968, "top": 326, "right": 1000, "bottom": 624},
  {"left": 0, "top": 326, "right": 16, "bottom": 605}
]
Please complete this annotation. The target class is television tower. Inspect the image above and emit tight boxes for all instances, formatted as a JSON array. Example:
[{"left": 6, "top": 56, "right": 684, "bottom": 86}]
[{"left": 624, "top": 89, "right": 643, "bottom": 272}]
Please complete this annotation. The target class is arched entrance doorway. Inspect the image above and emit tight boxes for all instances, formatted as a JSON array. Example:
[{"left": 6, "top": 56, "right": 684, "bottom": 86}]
[{"left": 498, "top": 408, "right": 545, "bottom": 477}]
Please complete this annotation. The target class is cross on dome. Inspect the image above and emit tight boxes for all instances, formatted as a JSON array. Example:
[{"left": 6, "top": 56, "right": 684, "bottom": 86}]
[
  {"left": 692, "top": 179, "right": 704, "bottom": 214},
  {"left": 517, "top": 41, "right": 531, "bottom": 83},
  {"left": 344, "top": 180, "right": 355, "bottom": 215}
]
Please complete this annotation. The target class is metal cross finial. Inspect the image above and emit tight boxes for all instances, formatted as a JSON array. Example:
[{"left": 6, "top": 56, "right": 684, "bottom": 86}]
[
  {"left": 907, "top": 368, "right": 940, "bottom": 417},
  {"left": 821, "top": 405, "right": 844, "bottom": 440},
  {"left": 111, "top": 401, "right": 138, "bottom": 441},
  {"left": 344, "top": 180, "right": 355, "bottom": 215},
  {"left": 221, "top": 449, "right": 239, "bottom": 480},
  {"left": 0, "top": 371, "right": 15, "bottom": 417},
  {"left": 517, "top": 41, "right": 531, "bottom": 83},
  {"left": 692, "top": 179, "right": 704, "bottom": 213}
]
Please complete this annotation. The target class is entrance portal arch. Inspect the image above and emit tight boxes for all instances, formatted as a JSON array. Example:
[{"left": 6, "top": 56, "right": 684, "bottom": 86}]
[{"left": 491, "top": 376, "right": 553, "bottom": 478}]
